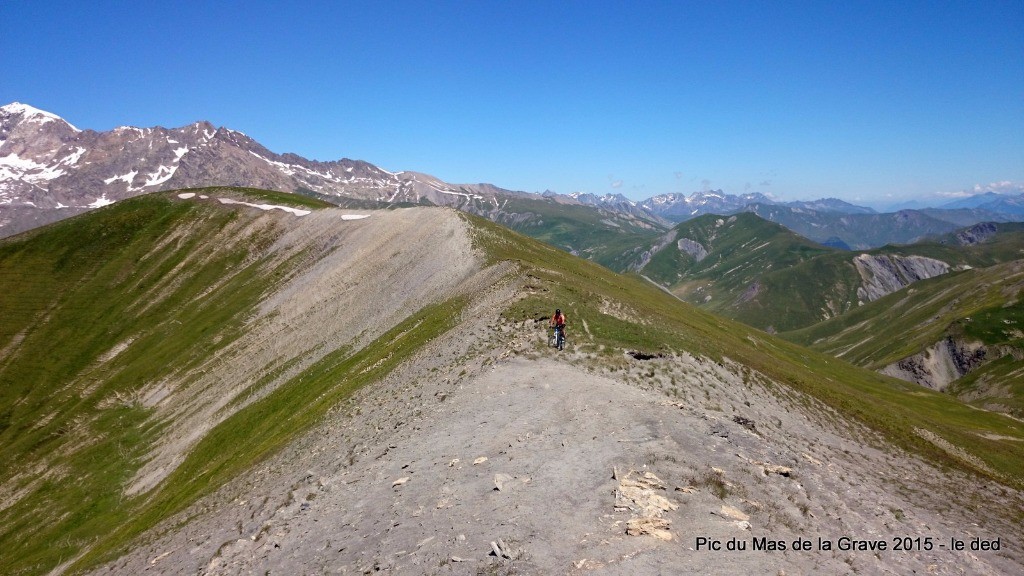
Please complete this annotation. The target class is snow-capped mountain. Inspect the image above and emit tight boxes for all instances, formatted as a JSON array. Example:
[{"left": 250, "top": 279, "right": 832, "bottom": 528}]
[
  {"left": 561, "top": 191, "right": 667, "bottom": 221},
  {"left": 5, "top": 102, "right": 1013, "bottom": 243},
  {"left": 0, "top": 102, "right": 527, "bottom": 237},
  {"left": 639, "top": 191, "right": 776, "bottom": 219},
  {"left": 567, "top": 192, "right": 634, "bottom": 207},
  {"left": 637, "top": 191, "right": 884, "bottom": 221}
]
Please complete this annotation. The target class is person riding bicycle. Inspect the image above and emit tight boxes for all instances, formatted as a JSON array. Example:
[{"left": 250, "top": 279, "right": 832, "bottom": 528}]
[{"left": 550, "top": 308, "right": 566, "bottom": 347}]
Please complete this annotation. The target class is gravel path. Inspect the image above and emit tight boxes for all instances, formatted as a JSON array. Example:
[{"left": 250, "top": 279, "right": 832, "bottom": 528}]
[{"left": 99, "top": 334, "right": 1023, "bottom": 575}]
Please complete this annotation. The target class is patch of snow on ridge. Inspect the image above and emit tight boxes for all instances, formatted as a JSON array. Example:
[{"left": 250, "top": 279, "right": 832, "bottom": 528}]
[
  {"left": 114, "top": 126, "right": 145, "bottom": 137},
  {"left": 89, "top": 194, "right": 114, "bottom": 208},
  {"left": 438, "top": 189, "right": 484, "bottom": 200},
  {"left": 144, "top": 165, "right": 177, "bottom": 187},
  {"left": 341, "top": 214, "right": 370, "bottom": 220},
  {"left": 57, "top": 147, "right": 87, "bottom": 166},
  {"left": 177, "top": 193, "right": 196, "bottom": 199},
  {"left": 217, "top": 197, "right": 312, "bottom": 216},
  {"left": 247, "top": 150, "right": 341, "bottom": 182},
  {"left": 0, "top": 153, "right": 66, "bottom": 183},
  {"left": 103, "top": 170, "right": 139, "bottom": 186}
]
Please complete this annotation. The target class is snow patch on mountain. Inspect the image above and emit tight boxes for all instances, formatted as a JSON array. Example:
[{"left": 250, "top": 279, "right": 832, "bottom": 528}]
[
  {"left": 0, "top": 102, "right": 80, "bottom": 131},
  {"left": 217, "top": 197, "right": 312, "bottom": 216},
  {"left": 438, "top": 189, "right": 484, "bottom": 201},
  {"left": 248, "top": 151, "right": 342, "bottom": 184},
  {"left": 0, "top": 153, "right": 65, "bottom": 183},
  {"left": 61, "top": 147, "right": 87, "bottom": 165},
  {"left": 89, "top": 194, "right": 115, "bottom": 208},
  {"left": 104, "top": 170, "right": 139, "bottom": 187},
  {"left": 144, "top": 165, "right": 178, "bottom": 187}
]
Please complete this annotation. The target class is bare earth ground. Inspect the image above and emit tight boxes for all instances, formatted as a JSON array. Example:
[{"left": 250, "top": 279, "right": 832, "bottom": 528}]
[
  {"left": 95, "top": 315, "right": 1023, "bottom": 575},
  {"left": 89, "top": 207, "right": 1022, "bottom": 575}
]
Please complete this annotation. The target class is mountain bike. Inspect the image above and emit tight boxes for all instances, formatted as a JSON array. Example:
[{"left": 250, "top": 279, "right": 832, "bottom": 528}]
[{"left": 551, "top": 325, "right": 566, "bottom": 351}]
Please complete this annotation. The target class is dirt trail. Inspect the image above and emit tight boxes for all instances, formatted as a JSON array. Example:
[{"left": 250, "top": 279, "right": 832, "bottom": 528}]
[{"left": 98, "top": 293, "right": 1024, "bottom": 575}]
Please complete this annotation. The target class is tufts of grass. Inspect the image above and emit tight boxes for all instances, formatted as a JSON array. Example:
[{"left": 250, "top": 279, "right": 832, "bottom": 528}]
[
  {"left": 76, "top": 297, "right": 466, "bottom": 571},
  {"left": 462, "top": 212, "right": 1024, "bottom": 489},
  {"left": 0, "top": 191, "right": 305, "bottom": 575},
  {"left": 1, "top": 188, "right": 456, "bottom": 575}
]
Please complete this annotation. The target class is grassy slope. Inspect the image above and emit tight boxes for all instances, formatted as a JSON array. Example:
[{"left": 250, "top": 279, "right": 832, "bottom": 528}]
[
  {"left": 782, "top": 261, "right": 1024, "bottom": 416},
  {"left": 0, "top": 191, "right": 288, "bottom": 574},
  {"left": 638, "top": 213, "right": 1024, "bottom": 332},
  {"left": 492, "top": 197, "right": 664, "bottom": 269},
  {"left": 641, "top": 213, "right": 840, "bottom": 330},
  {"left": 0, "top": 189, "right": 465, "bottom": 575},
  {"left": 466, "top": 214, "right": 1024, "bottom": 491}
]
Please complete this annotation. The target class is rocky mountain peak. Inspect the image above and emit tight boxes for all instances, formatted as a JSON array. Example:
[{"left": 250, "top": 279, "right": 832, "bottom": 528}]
[{"left": 0, "top": 102, "right": 80, "bottom": 133}]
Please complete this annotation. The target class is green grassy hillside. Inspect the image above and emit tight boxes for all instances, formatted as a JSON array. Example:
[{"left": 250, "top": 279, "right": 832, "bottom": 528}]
[
  {"left": 639, "top": 213, "right": 839, "bottom": 330},
  {"left": 782, "top": 260, "right": 1024, "bottom": 417},
  {"left": 481, "top": 196, "right": 665, "bottom": 268},
  {"left": 0, "top": 189, "right": 469, "bottom": 575},
  {"left": 634, "top": 213, "right": 1024, "bottom": 332}
]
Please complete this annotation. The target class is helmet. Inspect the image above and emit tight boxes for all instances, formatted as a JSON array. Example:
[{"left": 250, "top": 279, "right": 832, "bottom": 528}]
[{"left": 555, "top": 309, "right": 561, "bottom": 314}]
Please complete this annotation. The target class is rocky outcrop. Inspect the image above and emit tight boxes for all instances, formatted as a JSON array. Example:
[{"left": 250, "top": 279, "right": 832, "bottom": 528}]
[
  {"left": 677, "top": 238, "right": 709, "bottom": 262},
  {"left": 880, "top": 337, "right": 986, "bottom": 391},
  {"left": 853, "top": 254, "right": 950, "bottom": 301},
  {"left": 955, "top": 222, "right": 998, "bottom": 245},
  {"left": 629, "top": 230, "right": 678, "bottom": 271}
]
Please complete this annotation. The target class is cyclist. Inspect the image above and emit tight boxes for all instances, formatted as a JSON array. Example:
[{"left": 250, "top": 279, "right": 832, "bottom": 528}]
[{"left": 550, "top": 308, "right": 567, "bottom": 349}]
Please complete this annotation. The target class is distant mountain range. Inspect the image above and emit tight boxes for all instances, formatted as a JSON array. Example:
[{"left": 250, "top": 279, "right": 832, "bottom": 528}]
[
  {"left": 0, "top": 102, "right": 539, "bottom": 237},
  {"left": 2, "top": 101, "right": 1022, "bottom": 248},
  {"left": 940, "top": 191, "right": 1024, "bottom": 215}
]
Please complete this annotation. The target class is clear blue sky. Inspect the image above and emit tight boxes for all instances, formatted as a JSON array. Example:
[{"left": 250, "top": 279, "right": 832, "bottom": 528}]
[{"left": 3, "top": 0, "right": 1022, "bottom": 206}]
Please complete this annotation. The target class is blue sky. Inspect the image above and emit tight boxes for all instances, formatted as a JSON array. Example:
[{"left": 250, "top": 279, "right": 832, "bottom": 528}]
[{"left": 3, "top": 1, "right": 1022, "bottom": 206}]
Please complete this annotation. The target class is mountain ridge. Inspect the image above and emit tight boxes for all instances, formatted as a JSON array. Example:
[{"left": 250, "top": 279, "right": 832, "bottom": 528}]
[
  {"left": 2, "top": 189, "right": 1023, "bottom": 575},
  {"left": 6, "top": 102, "right": 1022, "bottom": 249}
]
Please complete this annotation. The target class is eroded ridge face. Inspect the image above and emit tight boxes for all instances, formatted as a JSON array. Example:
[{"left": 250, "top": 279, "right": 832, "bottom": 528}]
[{"left": 127, "top": 206, "right": 485, "bottom": 496}]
